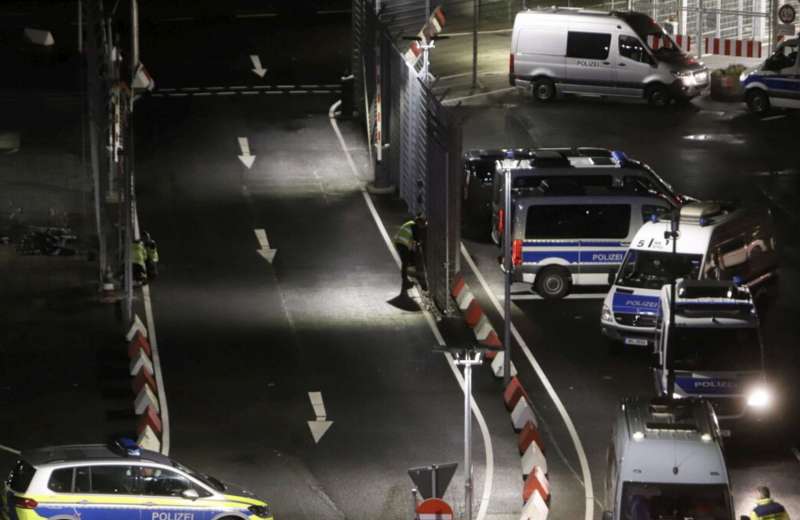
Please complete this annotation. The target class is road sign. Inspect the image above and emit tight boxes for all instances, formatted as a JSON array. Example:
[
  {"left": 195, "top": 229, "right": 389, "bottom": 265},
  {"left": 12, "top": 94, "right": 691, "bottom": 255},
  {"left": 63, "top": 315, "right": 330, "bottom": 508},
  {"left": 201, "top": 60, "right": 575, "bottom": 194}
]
[
  {"left": 779, "top": 3, "right": 796, "bottom": 24},
  {"left": 416, "top": 498, "right": 454, "bottom": 520},
  {"left": 778, "top": 23, "right": 796, "bottom": 37},
  {"left": 408, "top": 463, "right": 457, "bottom": 500}
]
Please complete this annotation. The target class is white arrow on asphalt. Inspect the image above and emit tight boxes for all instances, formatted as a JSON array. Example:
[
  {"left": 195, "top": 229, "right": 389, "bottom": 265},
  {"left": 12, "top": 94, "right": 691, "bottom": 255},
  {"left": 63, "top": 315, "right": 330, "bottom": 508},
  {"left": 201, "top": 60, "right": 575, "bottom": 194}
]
[
  {"left": 237, "top": 137, "right": 256, "bottom": 169},
  {"left": 307, "top": 391, "right": 333, "bottom": 444},
  {"left": 250, "top": 54, "right": 267, "bottom": 78},
  {"left": 254, "top": 228, "right": 277, "bottom": 263}
]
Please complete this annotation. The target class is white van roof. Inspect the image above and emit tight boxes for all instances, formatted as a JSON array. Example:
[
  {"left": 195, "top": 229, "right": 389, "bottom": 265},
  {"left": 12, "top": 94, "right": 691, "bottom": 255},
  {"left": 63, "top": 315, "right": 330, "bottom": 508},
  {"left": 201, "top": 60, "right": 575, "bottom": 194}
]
[
  {"left": 631, "top": 220, "right": 712, "bottom": 255},
  {"left": 618, "top": 397, "right": 727, "bottom": 484}
]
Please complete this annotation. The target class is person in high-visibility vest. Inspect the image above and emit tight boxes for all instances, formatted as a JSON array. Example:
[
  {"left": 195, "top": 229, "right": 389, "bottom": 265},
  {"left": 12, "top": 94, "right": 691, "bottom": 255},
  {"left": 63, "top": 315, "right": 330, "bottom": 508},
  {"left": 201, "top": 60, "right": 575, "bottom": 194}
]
[
  {"left": 393, "top": 216, "right": 425, "bottom": 293},
  {"left": 143, "top": 231, "right": 159, "bottom": 279},
  {"left": 749, "top": 487, "right": 790, "bottom": 520},
  {"left": 131, "top": 239, "right": 147, "bottom": 284}
]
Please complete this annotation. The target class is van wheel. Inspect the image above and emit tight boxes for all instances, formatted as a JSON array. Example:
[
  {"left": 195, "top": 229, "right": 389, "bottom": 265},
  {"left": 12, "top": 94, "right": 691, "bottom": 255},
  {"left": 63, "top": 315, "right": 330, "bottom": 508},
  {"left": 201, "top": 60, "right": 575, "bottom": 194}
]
[
  {"left": 746, "top": 89, "right": 770, "bottom": 115},
  {"left": 646, "top": 84, "right": 670, "bottom": 107},
  {"left": 532, "top": 78, "right": 556, "bottom": 102},
  {"left": 535, "top": 267, "right": 570, "bottom": 299}
]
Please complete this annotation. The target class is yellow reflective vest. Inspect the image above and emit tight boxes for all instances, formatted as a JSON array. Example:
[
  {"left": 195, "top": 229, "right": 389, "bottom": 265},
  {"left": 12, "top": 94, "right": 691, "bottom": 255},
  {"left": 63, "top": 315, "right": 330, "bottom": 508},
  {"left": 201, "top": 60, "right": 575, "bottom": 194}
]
[
  {"left": 393, "top": 220, "right": 415, "bottom": 249},
  {"left": 131, "top": 242, "right": 147, "bottom": 267}
]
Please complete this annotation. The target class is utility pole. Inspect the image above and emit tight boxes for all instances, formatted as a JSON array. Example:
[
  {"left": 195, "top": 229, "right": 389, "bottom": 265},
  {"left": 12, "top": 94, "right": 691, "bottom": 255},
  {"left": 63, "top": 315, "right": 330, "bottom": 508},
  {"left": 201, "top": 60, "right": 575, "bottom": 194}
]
[
  {"left": 503, "top": 167, "right": 513, "bottom": 386},
  {"left": 454, "top": 349, "right": 482, "bottom": 520},
  {"left": 665, "top": 211, "right": 680, "bottom": 398},
  {"left": 123, "top": 0, "right": 140, "bottom": 323},
  {"left": 472, "top": 0, "right": 479, "bottom": 89}
]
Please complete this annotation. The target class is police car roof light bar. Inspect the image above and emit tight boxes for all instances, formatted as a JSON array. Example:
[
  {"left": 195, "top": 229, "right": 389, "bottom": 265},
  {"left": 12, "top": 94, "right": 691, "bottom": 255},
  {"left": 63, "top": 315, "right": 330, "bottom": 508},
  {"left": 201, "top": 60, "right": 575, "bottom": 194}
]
[{"left": 112, "top": 438, "right": 141, "bottom": 457}]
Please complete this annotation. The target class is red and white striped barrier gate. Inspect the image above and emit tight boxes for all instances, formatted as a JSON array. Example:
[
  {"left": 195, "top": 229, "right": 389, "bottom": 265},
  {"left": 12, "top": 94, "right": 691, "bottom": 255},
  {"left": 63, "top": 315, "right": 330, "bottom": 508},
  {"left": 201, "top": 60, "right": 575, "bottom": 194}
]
[{"left": 704, "top": 37, "right": 762, "bottom": 58}]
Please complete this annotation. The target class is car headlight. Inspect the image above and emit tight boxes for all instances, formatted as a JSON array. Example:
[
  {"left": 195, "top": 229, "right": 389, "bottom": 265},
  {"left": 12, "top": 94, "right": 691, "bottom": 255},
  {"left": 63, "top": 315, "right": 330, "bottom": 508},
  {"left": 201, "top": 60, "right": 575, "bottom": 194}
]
[
  {"left": 601, "top": 305, "right": 613, "bottom": 323},
  {"left": 746, "top": 386, "right": 771, "bottom": 409},
  {"left": 249, "top": 504, "right": 272, "bottom": 518},
  {"left": 739, "top": 71, "right": 748, "bottom": 82}
]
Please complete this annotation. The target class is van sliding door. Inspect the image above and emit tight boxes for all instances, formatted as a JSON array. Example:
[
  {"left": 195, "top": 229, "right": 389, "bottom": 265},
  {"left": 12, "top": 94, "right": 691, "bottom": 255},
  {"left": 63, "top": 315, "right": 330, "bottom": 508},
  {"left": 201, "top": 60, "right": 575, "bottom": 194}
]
[{"left": 565, "top": 30, "right": 614, "bottom": 94}]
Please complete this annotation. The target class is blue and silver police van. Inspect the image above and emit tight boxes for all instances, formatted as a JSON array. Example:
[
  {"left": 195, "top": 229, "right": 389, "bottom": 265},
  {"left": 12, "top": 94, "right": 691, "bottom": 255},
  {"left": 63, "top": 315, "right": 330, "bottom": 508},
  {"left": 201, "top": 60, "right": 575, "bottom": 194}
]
[
  {"left": 741, "top": 37, "right": 800, "bottom": 114},
  {"left": 510, "top": 194, "right": 674, "bottom": 298},
  {"left": 602, "top": 202, "right": 778, "bottom": 347},
  {"left": 1, "top": 439, "right": 274, "bottom": 520}
]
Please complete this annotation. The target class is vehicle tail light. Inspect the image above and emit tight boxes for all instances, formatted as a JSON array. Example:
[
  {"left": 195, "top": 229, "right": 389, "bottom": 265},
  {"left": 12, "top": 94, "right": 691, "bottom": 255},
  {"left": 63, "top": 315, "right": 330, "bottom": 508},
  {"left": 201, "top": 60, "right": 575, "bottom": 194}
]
[
  {"left": 509, "top": 53, "right": 515, "bottom": 74},
  {"left": 497, "top": 209, "right": 504, "bottom": 235},
  {"left": 512, "top": 239, "right": 523, "bottom": 267},
  {"left": 14, "top": 497, "right": 38, "bottom": 509}
]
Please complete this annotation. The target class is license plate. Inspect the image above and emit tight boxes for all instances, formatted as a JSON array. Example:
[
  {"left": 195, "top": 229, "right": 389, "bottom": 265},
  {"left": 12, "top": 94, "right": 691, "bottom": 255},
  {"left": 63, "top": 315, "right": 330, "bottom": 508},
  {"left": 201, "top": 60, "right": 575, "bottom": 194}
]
[{"left": 624, "top": 337, "right": 648, "bottom": 346}]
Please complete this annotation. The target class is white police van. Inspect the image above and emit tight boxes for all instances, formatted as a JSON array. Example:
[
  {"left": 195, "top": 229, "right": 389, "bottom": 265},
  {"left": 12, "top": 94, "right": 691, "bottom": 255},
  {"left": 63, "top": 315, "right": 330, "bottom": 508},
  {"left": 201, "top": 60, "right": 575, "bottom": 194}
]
[
  {"left": 741, "top": 37, "right": 800, "bottom": 114},
  {"left": 510, "top": 194, "right": 674, "bottom": 298},
  {"left": 602, "top": 202, "right": 777, "bottom": 347},
  {"left": 603, "top": 396, "right": 733, "bottom": 520},
  {"left": 1, "top": 439, "right": 274, "bottom": 520},
  {"left": 491, "top": 148, "right": 684, "bottom": 244},
  {"left": 653, "top": 279, "right": 772, "bottom": 426},
  {"left": 510, "top": 8, "right": 709, "bottom": 106}
]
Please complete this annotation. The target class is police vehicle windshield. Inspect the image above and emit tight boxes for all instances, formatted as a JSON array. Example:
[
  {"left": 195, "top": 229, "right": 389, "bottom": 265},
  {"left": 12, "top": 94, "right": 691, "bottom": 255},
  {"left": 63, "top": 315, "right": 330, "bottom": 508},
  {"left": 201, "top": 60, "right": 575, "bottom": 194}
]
[
  {"left": 617, "top": 250, "right": 702, "bottom": 290},
  {"left": 672, "top": 327, "right": 760, "bottom": 371},
  {"left": 170, "top": 460, "right": 225, "bottom": 492},
  {"left": 621, "top": 482, "right": 732, "bottom": 520},
  {"left": 618, "top": 12, "right": 681, "bottom": 55}
]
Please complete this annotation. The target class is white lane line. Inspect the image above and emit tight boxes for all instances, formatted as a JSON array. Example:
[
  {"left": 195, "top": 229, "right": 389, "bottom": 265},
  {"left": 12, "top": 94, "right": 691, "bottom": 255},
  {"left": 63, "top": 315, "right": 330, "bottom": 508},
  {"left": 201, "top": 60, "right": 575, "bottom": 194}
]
[
  {"left": 159, "top": 88, "right": 177, "bottom": 92},
  {"left": 168, "top": 93, "right": 189, "bottom": 97},
  {"left": 511, "top": 293, "right": 605, "bottom": 301},
  {"left": 183, "top": 87, "right": 201, "bottom": 91},
  {"left": 328, "top": 100, "right": 494, "bottom": 520},
  {"left": 308, "top": 391, "right": 327, "bottom": 420},
  {"left": 132, "top": 206, "right": 170, "bottom": 456},
  {"left": 0, "top": 444, "right": 21, "bottom": 455},
  {"left": 323, "top": 84, "right": 341, "bottom": 88},
  {"left": 194, "top": 92, "right": 212, "bottom": 97},
  {"left": 441, "top": 28, "right": 513, "bottom": 37},
  {"left": 461, "top": 244, "right": 595, "bottom": 520},
  {"left": 264, "top": 91, "right": 282, "bottom": 95},
  {"left": 216, "top": 91, "right": 236, "bottom": 96},
  {"left": 289, "top": 90, "right": 307, "bottom": 94},
  {"left": 761, "top": 114, "right": 787, "bottom": 121},
  {"left": 207, "top": 86, "right": 225, "bottom": 91},
  {"left": 442, "top": 87, "right": 518, "bottom": 106},
  {"left": 243, "top": 91, "right": 259, "bottom": 95},
  {"left": 313, "top": 90, "right": 333, "bottom": 94},
  {"left": 229, "top": 86, "right": 247, "bottom": 90},
  {"left": 436, "top": 70, "right": 507, "bottom": 81},
  {"left": 792, "top": 446, "right": 800, "bottom": 464},
  {"left": 277, "top": 85, "right": 294, "bottom": 89}
]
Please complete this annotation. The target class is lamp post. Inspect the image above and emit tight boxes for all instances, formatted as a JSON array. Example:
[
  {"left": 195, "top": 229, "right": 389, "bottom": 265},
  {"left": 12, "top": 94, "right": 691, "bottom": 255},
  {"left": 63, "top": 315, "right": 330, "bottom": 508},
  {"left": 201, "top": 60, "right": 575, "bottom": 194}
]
[
  {"left": 454, "top": 349, "right": 483, "bottom": 520},
  {"left": 503, "top": 167, "right": 513, "bottom": 386},
  {"left": 665, "top": 210, "right": 680, "bottom": 398}
]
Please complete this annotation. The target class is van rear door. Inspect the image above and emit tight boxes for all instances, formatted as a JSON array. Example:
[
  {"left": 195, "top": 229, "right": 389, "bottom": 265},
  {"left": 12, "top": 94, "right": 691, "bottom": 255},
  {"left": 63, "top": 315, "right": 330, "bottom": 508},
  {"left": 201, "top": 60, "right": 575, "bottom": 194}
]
[{"left": 564, "top": 28, "right": 614, "bottom": 94}]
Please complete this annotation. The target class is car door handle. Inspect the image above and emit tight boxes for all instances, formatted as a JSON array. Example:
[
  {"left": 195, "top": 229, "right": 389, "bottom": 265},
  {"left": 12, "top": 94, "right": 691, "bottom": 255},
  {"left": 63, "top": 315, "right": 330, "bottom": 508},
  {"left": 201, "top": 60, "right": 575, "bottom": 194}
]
[
  {"left": 618, "top": 63, "right": 626, "bottom": 66},
  {"left": 603, "top": 61, "right": 611, "bottom": 65}
]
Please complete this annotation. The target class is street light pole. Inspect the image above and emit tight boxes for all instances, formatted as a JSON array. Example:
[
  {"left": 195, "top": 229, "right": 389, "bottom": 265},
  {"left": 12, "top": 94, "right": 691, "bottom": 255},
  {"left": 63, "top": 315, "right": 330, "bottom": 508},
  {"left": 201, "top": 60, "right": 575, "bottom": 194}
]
[
  {"left": 665, "top": 211, "right": 680, "bottom": 398},
  {"left": 472, "top": 0, "right": 479, "bottom": 89},
  {"left": 503, "top": 168, "right": 513, "bottom": 386},
  {"left": 454, "top": 350, "right": 483, "bottom": 520}
]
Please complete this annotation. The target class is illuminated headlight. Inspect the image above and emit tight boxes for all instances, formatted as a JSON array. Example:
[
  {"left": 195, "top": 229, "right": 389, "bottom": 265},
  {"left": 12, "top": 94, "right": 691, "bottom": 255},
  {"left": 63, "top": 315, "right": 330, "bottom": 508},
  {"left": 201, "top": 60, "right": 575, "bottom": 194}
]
[
  {"left": 746, "top": 387, "right": 771, "bottom": 409},
  {"left": 673, "top": 70, "right": 694, "bottom": 86},
  {"left": 601, "top": 305, "right": 614, "bottom": 323},
  {"left": 672, "top": 393, "right": 683, "bottom": 400},
  {"left": 249, "top": 504, "right": 272, "bottom": 518},
  {"left": 739, "top": 71, "right": 748, "bottom": 82}
]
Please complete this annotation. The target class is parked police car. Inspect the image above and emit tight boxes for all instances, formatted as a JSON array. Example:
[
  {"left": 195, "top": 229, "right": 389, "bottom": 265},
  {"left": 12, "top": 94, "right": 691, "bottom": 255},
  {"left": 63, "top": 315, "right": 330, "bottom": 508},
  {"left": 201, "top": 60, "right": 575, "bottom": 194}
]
[
  {"left": 602, "top": 202, "right": 777, "bottom": 347},
  {"left": 1, "top": 439, "right": 274, "bottom": 520},
  {"left": 603, "top": 396, "right": 732, "bottom": 520},
  {"left": 741, "top": 37, "right": 800, "bottom": 114},
  {"left": 654, "top": 279, "right": 772, "bottom": 426},
  {"left": 510, "top": 8, "right": 709, "bottom": 105}
]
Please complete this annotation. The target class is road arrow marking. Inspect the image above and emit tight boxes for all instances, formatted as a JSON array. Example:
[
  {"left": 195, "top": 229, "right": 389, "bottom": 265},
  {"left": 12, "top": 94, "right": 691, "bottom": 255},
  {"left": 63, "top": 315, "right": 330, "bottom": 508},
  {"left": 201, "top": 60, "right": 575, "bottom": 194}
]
[
  {"left": 254, "top": 229, "right": 277, "bottom": 263},
  {"left": 238, "top": 137, "right": 256, "bottom": 169},
  {"left": 250, "top": 55, "right": 267, "bottom": 78},
  {"left": 307, "top": 391, "right": 333, "bottom": 443}
]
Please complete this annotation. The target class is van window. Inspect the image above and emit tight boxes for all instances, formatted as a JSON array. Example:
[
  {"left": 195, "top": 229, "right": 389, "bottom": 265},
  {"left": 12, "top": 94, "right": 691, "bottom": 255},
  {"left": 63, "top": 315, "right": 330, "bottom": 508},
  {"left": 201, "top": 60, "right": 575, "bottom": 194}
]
[
  {"left": 619, "top": 35, "right": 652, "bottom": 64},
  {"left": 135, "top": 466, "right": 206, "bottom": 497},
  {"left": 518, "top": 27, "right": 568, "bottom": 56},
  {"left": 48, "top": 468, "right": 74, "bottom": 493},
  {"left": 526, "top": 205, "right": 584, "bottom": 238},
  {"left": 585, "top": 205, "right": 631, "bottom": 238},
  {"left": 567, "top": 31, "right": 611, "bottom": 60},
  {"left": 90, "top": 465, "right": 135, "bottom": 494},
  {"left": 641, "top": 205, "right": 671, "bottom": 223}
]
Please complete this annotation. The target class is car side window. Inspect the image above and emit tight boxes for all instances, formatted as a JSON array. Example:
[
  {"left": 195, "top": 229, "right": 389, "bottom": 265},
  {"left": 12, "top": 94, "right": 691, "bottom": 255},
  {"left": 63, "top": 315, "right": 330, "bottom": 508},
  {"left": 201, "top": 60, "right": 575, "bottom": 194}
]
[
  {"left": 90, "top": 465, "right": 135, "bottom": 494},
  {"left": 48, "top": 468, "right": 73, "bottom": 493},
  {"left": 641, "top": 204, "right": 671, "bottom": 223},
  {"left": 135, "top": 466, "right": 206, "bottom": 497},
  {"left": 619, "top": 35, "right": 650, "bottom": 64},
  {"left": 567, "top": 31, "right": 611, "bottom": 60},
  {"left": 75, "top": 466, "right": 91, "bottom": 493}
]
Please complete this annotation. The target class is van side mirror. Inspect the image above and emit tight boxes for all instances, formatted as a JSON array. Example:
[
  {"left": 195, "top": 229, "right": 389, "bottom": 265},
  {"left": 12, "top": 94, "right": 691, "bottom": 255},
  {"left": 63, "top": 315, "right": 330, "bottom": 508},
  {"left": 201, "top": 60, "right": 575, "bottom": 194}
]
[
  {"left": 603, "top": 512, "right": 614, "bottom": 520},
  {"left": 181, "top": 489, "right": 200, "bottom": 500},
  {"left": 650, "top": 352, "right": 662, "bottom": 369}
]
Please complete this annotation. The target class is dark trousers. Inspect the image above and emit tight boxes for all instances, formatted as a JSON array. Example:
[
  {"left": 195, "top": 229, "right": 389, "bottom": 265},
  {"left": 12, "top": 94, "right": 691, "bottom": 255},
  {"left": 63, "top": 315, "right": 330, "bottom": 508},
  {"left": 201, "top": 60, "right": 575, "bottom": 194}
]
[{"left": 397, "top": 244, "right": 414, "bottom": 291}]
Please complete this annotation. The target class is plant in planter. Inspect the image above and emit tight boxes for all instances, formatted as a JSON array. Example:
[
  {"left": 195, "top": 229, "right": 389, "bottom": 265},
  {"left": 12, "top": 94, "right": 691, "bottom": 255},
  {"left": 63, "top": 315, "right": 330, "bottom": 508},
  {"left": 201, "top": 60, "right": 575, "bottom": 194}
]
[{"left": 710, "top": 64, "right": 747, "bottom": 101}]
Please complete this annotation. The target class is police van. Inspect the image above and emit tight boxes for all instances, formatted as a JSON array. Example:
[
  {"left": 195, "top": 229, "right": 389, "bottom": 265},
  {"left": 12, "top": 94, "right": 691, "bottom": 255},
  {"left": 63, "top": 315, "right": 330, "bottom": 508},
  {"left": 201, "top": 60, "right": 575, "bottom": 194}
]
[
  {"left": 653, "top": 279, "right": 772, "bottom": 426},
  {"left": 740, "top": 37, "right": 800, "bottom": 114},
  {"left": 602, "top": 202, "right": 777, "bottom": 347},
  {"left": 510, "top": 194, "right": 674, "bottom": 298},
  {"left": 1, "top": 439, "right": 274, "bottom": 520},
  {"left": 510, "top": 8, "right": 709, "bottom": 106},
  {"left": 490, "top": 148, "right": 684, "bottom": 244},
  {"left": 603, "top": 396, "right": 733, "bottom": 520}
]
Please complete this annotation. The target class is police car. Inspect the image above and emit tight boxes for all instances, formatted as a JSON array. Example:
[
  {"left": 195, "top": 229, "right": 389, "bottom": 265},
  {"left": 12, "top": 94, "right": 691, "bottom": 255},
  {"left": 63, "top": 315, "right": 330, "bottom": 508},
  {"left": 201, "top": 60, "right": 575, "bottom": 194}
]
[
  {"left": 741, "top": 37, "right": 800, "bottom": 114},
  {"left": 653, "top": 279, "right": 772, "bottom": 425},
  {"left": 1, "top": 439, "right": 274, "bottom": 520}
]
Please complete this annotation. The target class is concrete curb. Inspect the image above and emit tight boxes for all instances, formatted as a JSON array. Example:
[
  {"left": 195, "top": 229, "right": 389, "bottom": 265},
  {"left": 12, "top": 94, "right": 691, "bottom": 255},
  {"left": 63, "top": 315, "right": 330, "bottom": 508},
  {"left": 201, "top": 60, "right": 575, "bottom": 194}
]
[
  {"left": 451, "top": 273, "right": 551, "bottom": 519},
  {"left": 127, "top": 314, "right": 164, "bottom": 452}
]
